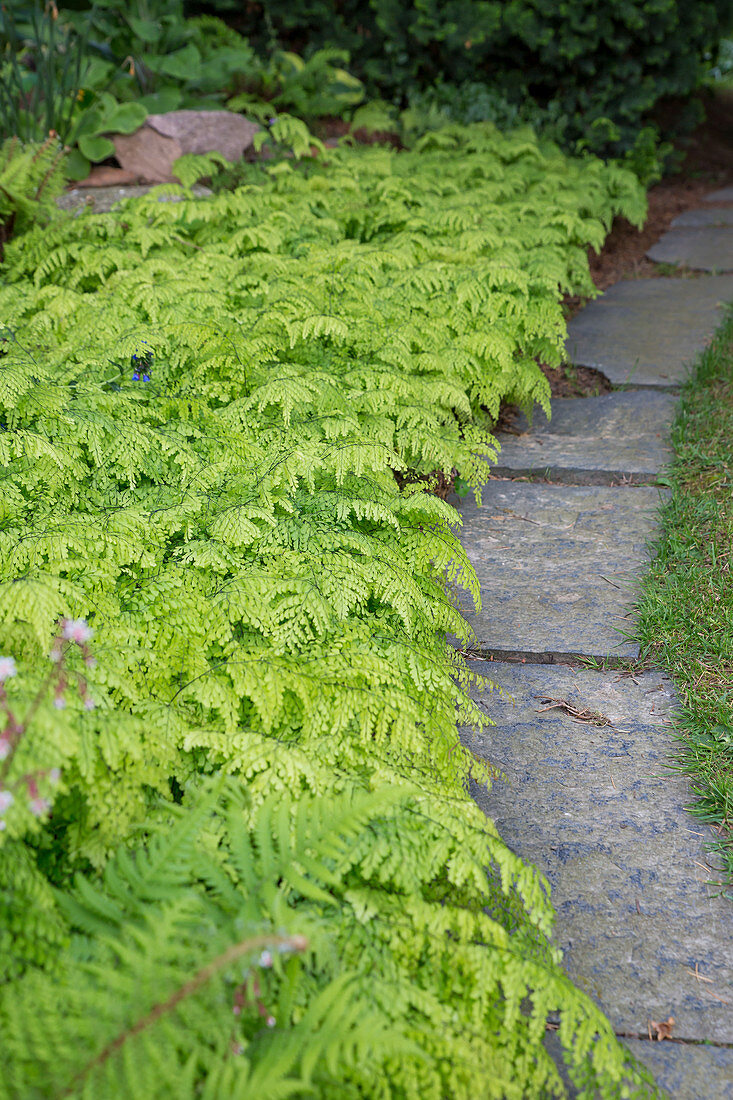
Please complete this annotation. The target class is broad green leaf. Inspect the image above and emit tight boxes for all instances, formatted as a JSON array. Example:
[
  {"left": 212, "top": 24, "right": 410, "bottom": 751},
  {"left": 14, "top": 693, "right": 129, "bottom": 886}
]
[
  {"left": 150, "top": 45, "right": 202, "bottom": 81},
  {"left": 63, "top": 147, "right": 91, "bottom": 180},
  {"left": 69, "top": 106, "right": 104, "bottom": 140},
  {"left": 138, "top": 88, "right": 183, "bottom": 114},
  {"left": 105, "top": 102, "right": 147, "bottom": 135},
  {"left": 127, "top": 16, "right": 161, "bottom": 44},
  {"left": 78, "top": 133, "right": 116, "bottom": 162}
]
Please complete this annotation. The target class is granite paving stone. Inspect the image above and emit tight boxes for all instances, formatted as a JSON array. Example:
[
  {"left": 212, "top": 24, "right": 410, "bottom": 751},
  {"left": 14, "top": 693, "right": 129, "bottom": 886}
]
[
  {"left": 646, "top": 227, "right": 733, "bottom": 272},
  {"left": 543, "top": 1032, "right": 733, "bottom": 1100},
  {"left": 464, "top": 663, "right": 733, "bottom": 1047},
  {"left": 565, "top": 276, "right": 733, "bottom": 386},
  {"left": 671, "top": 207, "right": 733, "bottom": 227},
  {"left": 493, "top": 391, "right": 676, "bottom": 482},
  {"left": 454, "top": 482, "right": 664, "bottom": 658},
  {"left": 619, "top": 1041, "right": 733, "bottom": 1100},
  {"left": 56, "top": 183, "right": 212, "bottom": 214},
  {"left": 703, "top": 185, "right": 733, "bottom": 202}
]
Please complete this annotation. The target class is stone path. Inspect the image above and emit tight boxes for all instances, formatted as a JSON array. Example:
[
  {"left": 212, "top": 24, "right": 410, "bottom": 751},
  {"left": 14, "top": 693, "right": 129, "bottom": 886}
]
[
  {"left": 456, "top": 192, "right": 733, "bottom": 1097},
  {"left": 565, "top": 275, "right": 733, "bottom": 386}
]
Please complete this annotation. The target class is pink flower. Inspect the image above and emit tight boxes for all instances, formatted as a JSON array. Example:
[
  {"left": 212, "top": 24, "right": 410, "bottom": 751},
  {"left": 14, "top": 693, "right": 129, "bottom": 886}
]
[
  {"left": 29, "top": 797, "right": 50, "bottom": 817},
  {"left": 48, "top": 768, "right": 61, "bottom": 785},
  {"left": 258, "top": 951, "right": 273, "bottom": 969},
  {"left": 83, "top": 698, "right": 95, "bottom": 711},
  {"left": 0, "top": 790, "right": 14, "bottom": 814},
  {"left": 53, "top": 696, "right": 66, "bottom": 710},
  {"left": 266, "top": 1016, "right": 276, "bottom": 1028},
  {"left": 49, "top": 648, "right": 63, "bottom": 664},
  {"left": 0, "top": 657, "right": 17, "bottom": 682},
  {"left": 0, "top": 737, "right": 11, "bottom": 760},
  {"left": 61, "top": 619, "right": 93, "bottom": 645}
]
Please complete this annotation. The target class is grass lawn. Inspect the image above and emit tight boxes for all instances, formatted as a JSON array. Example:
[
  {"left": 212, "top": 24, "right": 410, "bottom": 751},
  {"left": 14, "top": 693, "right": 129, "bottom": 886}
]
[{"left": 637, "top": 308, "right": 733, "bottom": 895}]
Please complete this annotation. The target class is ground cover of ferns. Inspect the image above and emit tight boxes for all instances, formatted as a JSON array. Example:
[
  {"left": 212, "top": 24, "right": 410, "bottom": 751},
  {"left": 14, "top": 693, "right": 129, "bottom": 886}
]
[{"left": 0, "top": 125, "right": 661, "bottom": 1098}]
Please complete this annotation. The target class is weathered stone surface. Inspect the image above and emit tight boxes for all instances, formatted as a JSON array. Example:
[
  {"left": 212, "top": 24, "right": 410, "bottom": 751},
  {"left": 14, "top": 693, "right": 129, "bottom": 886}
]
[
  {"left": 68, "top": 165, "right": 140, "bottom": 188},
  {"left": 703, "top": 185, "right": 733, "bottom": 203},
  {"left": 565, "top": 276, "right": 733, "bottom": 386},
  {"left": 621, "top": 1040, "right": 733, "bottom": 1100},
  {"left": 493, "top": 391, "right": 676, "bottom": 482},
  {"left": 56, "top": 184, "right": 212, "bottom": 214},
  {"left": 453, "top": 483, "right": 664, "bottom": 658},
  {"left": 544, "top": 1032, "right": 733, "bottom": 1100},
  {"left": 465, "top": 663, "right": 733, "bottom": 1043},
  {"left": 647, "top": 227, "right": 733, "bottom": 272},
  {"left": 112, "top": 127, "right": 181, "bottom": 184},
  {"left": 671, "top": 206, "right": 733, "bottom": 228},
  {"left": 113, "top": 110, "right": 259, "bottom": 183}
]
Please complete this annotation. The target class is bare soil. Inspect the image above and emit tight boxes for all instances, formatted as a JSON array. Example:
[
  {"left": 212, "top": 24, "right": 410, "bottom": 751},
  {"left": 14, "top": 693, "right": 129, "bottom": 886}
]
[{"left": 586, "top": 90, "right": 733, "bottom": 292}]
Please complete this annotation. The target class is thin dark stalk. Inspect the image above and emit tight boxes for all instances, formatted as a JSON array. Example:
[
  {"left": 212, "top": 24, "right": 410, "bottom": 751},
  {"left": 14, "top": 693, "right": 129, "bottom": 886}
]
[{"left": 63, "top": 933, "right": 309, "bottom": 1097}]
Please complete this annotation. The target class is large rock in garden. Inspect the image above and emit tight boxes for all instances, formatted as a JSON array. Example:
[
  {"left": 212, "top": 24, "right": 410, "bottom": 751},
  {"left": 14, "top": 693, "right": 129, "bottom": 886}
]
[{"left": 113, "top": 110, "right": 260, "bottom": 183}]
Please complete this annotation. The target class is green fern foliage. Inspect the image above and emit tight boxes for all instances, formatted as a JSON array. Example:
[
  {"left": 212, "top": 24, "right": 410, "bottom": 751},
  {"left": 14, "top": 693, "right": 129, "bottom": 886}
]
[
  {"left": 0, "top": 136, "right": 66, "bottom": 253},
  {"left": 1, "top": 781, "right": 658, "bottom": 1100},
  {"left": 0, "top": 123, "right": 655, "bottom": 1096}
]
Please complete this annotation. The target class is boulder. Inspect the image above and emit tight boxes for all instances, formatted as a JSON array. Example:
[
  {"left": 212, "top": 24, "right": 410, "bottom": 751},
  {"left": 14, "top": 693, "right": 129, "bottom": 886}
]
[{"left": 113, "top": 110, "right": 260, "bottom": 184}]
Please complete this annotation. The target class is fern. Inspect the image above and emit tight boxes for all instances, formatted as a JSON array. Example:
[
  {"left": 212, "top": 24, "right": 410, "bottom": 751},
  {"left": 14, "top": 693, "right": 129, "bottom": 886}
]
[
  {"left": 0, "top": 123, "right": 654, "bottom": 1096},
  {"left": 1, "top": 782, "right": 658, "bottom": 1099},
  {"left": 0, "top": 136, "right": 66, "bottom": 255}
]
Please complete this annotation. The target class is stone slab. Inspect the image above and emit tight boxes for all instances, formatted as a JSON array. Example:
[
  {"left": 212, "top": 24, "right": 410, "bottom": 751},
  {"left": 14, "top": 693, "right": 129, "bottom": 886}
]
[
  {"left": 465, "top": 663, "right": 733, "bottom": 1043},
  {"left": 56, "top": 184, "right": 212, "bottom": 214},
  {"left": 544, "top": 1032, "right": 733, "bottom": 1100},
  {"left": 671, "top": 207, "right": 733, "bottom": 228},
  {"left": 454, "top": 483, "right": 664, "bottom": 658},
  {"left": 647, "top": 227, "right": 733, "bottom": 272},
  {"left": 565, "top": 276, "right": 733, "bottom": 386},
  {"left": 703, "top": 186, "right": 733, "bottom": 203},
  {"left": 494, "top": 391, "right": 676, "bottom": 482},
  {"left": 621, "top": 1040, "right": 733, "bottom": 1100}
]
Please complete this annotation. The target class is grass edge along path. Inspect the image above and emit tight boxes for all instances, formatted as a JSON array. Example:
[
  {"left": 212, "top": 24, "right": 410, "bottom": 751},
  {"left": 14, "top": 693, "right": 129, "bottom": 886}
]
[{"left": 637, "top": 307, "right": 733, "bottom": 895}]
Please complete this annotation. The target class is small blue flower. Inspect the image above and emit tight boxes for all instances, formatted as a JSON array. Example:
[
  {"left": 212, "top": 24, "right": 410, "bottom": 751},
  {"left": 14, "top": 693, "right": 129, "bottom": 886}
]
[{"left": 131, "top": 349, "right": 153, "bottom": 382}]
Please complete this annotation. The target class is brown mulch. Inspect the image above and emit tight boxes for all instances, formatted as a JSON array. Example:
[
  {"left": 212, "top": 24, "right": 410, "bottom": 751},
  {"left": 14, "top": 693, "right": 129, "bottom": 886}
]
[
  {"left": 535, "top": 363, "right": 612, "bottom": 401},
  {"left": 583, "top": 89, "right": 733, "bottom": 294},
  {"left": 553, "top": 89, "right": 733, "bottom": 397}
]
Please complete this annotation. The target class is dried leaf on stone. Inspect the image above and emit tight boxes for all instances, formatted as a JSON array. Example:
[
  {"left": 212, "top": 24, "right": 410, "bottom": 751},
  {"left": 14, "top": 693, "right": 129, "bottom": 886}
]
[{"left": 648, "top": 1016, "right": 675, "bottom": 1041}]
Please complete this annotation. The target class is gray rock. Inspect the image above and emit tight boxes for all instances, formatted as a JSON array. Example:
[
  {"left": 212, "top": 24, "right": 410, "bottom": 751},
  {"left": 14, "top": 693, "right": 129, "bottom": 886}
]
[
  {"left": 494, "top": 391, "right": 676, "bottom": 483},
  {"left": 671, "top": 207, "right": 733, "bottom": 228},
  {"left": 621, "top": 1040, "right": 733, "bottom": 1100},
  {"left": 56, "top": 183, "right": 212, "bottom": 214},
  {"left": 113, "top": 110, "right": 259, "bottom": 183},
  {"left": 647, "top": 228, "right": 733, "bottom": 272},
  {"left": 465, "top": 662, "right": 733, "bottom": 1044},
  {"left": 544, "top": 1031, "right": 733, "bottom": 1100},
  {"left": 565, "top": 276, "right": 733, "bottom": 386},
  {"left": 453, "top": 483, "right": 664, "bottom": 658},
  {"left": 702, "top": 185, "right": 733, "bottom": 203}
]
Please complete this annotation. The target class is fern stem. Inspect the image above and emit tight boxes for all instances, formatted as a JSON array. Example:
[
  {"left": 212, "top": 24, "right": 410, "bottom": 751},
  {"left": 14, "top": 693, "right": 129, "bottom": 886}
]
[{"left": 63, "top": 932, "right": 309, "bottom": 1096}]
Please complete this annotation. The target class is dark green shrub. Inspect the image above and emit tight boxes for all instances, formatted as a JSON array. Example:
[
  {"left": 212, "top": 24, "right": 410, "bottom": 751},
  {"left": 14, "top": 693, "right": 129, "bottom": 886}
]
[{"left": 215, "top": 0, "right": 733, "bottom": 153}]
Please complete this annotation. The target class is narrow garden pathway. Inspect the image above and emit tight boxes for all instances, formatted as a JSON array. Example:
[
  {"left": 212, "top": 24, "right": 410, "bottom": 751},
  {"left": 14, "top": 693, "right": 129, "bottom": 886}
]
[{"left": 457, "top": 196, "right": 733, "bottom": 1097}]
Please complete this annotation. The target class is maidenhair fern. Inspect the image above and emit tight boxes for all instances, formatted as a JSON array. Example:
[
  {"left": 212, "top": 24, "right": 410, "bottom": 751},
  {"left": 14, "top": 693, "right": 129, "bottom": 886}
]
[
  {"left": 0, "top": 136, "right": 66, "bottom": 255},
  {"left": 1, "top": 781, "right": 657, "bottom": 1100},
  {"left": 0, "top": 123, "right": 655, "bottom": 1097}
]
